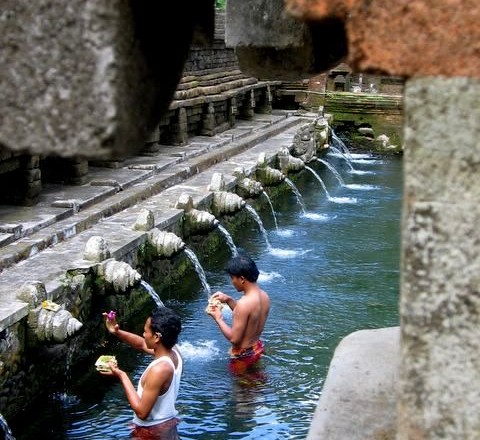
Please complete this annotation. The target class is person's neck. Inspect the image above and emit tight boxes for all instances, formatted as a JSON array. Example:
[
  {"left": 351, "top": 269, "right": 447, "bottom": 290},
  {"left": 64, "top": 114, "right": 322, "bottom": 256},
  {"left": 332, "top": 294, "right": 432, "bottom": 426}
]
[
  {"left": 153, "top": 345, "right": 171, "bottom": 359},
  {"left": 243, "top": 281, "right": 258, "bottom": 295}
]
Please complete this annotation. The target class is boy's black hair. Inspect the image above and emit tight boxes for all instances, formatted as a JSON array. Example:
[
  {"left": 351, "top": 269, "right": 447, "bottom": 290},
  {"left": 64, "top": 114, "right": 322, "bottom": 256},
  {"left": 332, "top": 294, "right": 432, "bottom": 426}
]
[
  {"left": 149, "top": 307, "right": 181, "bottom": 349},
  {"left": 225, "top": 255, "right": 259, "bottom": 282}
]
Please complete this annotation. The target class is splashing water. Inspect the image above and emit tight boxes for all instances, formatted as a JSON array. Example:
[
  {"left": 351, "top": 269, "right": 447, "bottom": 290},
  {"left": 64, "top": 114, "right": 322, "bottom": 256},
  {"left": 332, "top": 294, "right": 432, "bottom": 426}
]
[
  {"left": 217, "top": 224, "right": 238, "bottom": 256},
  {"left": 316, "top": 158, "right": 345, "bottom": 186},
  {"left": 177, "top": 340, "right": 221, "bottom": 360},
  {"left": 0, "top": 414, "right": 15, "bottom": 440},
  {"left": 284, "top": 178, "right": 307, "bottom": 214},
  {"left": 345, "top": 184, "right": 379, "bottom": 191},
  {"left": 244, "top": 204, "right": 272, "bottom": 250},
  {"left": 140, "top": 280, "right": 164, "bottom": 308},
  {"left": 262, "top": 191, "right": 279, "bottom": 231},
  {"left": 305, "top": 166, "right": 357, "bottom": 205},
  {"left": 328, "top": 145, "right": 355, "bottom": 171},
  {"left": 184, "top": 247, "right": 211, "bottom": 296},
  {"left": 258, "top": 270, "right": 285, "bottom": 283}
]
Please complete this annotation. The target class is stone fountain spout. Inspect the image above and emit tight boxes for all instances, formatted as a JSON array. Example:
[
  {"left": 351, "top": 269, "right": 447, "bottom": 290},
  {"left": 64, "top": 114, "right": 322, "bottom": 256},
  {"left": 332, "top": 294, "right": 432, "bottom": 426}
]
[
  {"left": 277, "top": 147, "right": 306, "bottom": 174},
  {"left": 174, "top": 192, "right": 219, "bottom": 235},
  {"left": 255, "top": 152, "right": 285, "bottom": 186},
  {"left": 147, "top": 228, "right": 185, "bottom": 258},
  {"left": 185, "top": 209, "right": 219, "bottom": 235},
  {"left": 291, "top": 123, "right": 319, "bottom": 163},
  {"left": 16, "top": 281, "right": 83, "bottom": 344},
  {"left": 314, "top": 117, "right": 330, "bottom": 153},
  {"left": 96, "top": 258, "right": 142, "bottom": 293},
  {"left": 212, "top": 191, "right": 246, "bottom": 217},
  {"left": 234, "top": 164, "right": 264, "bottom": 199},
  {"left": 235, "top": 172, "right": 264, "bottom": 199}
]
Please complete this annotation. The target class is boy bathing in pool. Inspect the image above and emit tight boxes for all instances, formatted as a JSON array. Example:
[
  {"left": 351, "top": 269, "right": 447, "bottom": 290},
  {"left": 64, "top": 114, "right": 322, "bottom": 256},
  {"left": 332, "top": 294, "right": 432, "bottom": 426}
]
[{"left": 207, "top": 255, "right": 270, "bottom": 374}]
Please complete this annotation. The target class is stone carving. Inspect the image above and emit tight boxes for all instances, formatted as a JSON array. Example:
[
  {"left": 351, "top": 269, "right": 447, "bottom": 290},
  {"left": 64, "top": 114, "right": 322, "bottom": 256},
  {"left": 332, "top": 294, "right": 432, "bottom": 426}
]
[
  {"left": 277, "top": 147, "right": 305, "bottom": 174},
  {"left": 314, "top": 118, "right": 330, "bottom": 152},
  {"left": 35, "top": 307, "right": 83, "bottom": 343},
  {"left": 147, "top": 228, "right": 185, "bottom": 258},
  {"left": 291, "top": 123, "right": 318, "bottom": 163},
  {"left": 236, "top": 177, "right": 264, "bottom": 198},
  {"left": 212, "top": 191, "right": 246, "bottom": 217},
  {"left": 83, "top": 236, "right": 111, "bottom": 262},
  {"left": 208, "top": 172, "right": 226, "bottom": 192},
  {"left": 16, "top": 281, "right": 83, "bottom": 343},
  {"left": 185, "top": 209, "right": 219, "bottom": 235},
  {"left": 133, "top": 208, "right": 155, "bottom": 231},
  {"left": 175, "top": 193, "right": 195, "bottom": 210},
  {"left": 96, "top": 259, "right": 142, "bottom": 293}
]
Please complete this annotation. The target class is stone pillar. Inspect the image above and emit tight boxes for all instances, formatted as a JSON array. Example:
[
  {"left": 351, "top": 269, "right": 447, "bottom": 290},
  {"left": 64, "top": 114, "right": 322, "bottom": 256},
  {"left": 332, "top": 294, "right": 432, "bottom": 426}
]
[
  {"left": 67, "top": 159, "right": 89, "bottom": 185},
  {"left": 228, "top": 97, "right": 237, "bottom": 127},
  {"left": 171, "top": 107, "right": 189, "bottom": 145},
  {"left": 255, "top": 85, "right": 273, "bottom": 114},
  {"left": 21, "top": 155, "right": 42, "bottom": 206},
  {"left": 240, "top": 90, "right": 255, "bottom": 120},
  {"left": 399, "top": 77, "right": 480, "bottom": 439},
  {"left": 142, "top": 124, "right": 161, "bottom": 154},
  {"left": 201, "top": 102, "right": 216, "bottom": 136}
]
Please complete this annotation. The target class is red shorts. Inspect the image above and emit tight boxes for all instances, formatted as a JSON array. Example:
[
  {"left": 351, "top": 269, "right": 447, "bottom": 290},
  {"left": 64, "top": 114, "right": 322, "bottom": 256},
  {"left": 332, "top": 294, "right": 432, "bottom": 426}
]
[
  {"left": 229, "top": 340, "right": 265, "bottom": 374},
  {"left": 129, "top": 418, "right": 179, "bottom": 440}
]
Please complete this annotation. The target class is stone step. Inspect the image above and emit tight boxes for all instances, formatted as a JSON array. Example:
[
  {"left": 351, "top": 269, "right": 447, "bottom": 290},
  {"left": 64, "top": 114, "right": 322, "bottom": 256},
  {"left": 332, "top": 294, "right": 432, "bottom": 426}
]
[{"left": 0, "top": 114, "right": 299, "bottom": 274}]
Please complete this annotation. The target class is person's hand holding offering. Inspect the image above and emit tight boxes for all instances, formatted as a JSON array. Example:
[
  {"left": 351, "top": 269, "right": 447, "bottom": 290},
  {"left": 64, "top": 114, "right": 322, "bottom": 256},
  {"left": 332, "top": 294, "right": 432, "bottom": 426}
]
[{"left": 102, "top": 310, "right": 119, "bottom": 334}]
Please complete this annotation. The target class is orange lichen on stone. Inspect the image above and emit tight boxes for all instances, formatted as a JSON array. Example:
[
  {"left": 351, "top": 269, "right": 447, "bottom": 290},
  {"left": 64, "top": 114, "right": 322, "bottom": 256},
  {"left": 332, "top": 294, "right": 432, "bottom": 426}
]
[{"left": 285, "top": 0, "right": 480, "bottom": 78}]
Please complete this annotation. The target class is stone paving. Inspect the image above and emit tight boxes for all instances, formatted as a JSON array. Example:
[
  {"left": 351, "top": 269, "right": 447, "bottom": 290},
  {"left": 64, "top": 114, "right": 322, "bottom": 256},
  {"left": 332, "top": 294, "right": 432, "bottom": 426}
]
[{"left": 0, "top": 111, "right": 310, "bottom": 332}]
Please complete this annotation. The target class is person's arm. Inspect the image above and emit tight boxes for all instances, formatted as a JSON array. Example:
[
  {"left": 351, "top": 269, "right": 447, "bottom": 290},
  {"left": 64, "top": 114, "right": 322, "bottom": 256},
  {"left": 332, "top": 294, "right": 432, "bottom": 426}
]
[
  {"left": 103, "top": 313, "right": 153, "bottom": 354},
  {"left": 102, "top": 361, "right": 172, "bottom": 420},
  {"left": 211, "top": 301, "right": 248, "bottom": 346}
]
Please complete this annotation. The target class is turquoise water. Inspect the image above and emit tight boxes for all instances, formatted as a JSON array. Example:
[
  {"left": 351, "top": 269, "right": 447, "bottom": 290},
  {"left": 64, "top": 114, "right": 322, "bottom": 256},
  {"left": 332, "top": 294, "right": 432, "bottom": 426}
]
[{"left": 11, "top": 152, "right": 403, "bottom": 440}]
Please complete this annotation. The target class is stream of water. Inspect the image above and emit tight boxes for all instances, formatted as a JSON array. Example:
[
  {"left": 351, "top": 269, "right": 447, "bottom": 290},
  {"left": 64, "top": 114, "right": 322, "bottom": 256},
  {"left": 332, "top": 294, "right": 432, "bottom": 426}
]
[{"left": 10, "top": 152, "right": 403, "bottom": 440}]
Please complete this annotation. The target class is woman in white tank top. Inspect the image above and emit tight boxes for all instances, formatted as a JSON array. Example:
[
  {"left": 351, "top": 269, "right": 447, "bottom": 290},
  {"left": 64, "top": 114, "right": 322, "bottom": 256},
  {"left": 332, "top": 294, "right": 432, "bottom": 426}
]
[{"left": 101, "top": 307, "right": 183, "bottom": 439}]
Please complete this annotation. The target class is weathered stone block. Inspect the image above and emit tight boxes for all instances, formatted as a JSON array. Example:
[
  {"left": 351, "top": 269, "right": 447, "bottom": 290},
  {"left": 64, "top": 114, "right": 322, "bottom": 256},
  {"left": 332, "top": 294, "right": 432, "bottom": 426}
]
[{"left": 1, "top": 1, "right": 213, "bottom": 159}]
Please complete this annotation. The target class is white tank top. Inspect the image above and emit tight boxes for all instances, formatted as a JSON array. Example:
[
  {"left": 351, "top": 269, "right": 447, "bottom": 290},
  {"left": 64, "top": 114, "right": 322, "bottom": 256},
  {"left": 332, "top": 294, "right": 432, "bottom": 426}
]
[{"left": 132, "top": 346, "right": 183, "bottom": 426}]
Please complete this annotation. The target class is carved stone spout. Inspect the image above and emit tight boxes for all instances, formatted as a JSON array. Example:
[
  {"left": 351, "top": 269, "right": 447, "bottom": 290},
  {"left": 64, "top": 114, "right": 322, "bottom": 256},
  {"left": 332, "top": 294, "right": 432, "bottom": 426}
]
[
  {"left": 314, "top": 117, "right": 330, "bottom": 152},
  {"left": 291, "top": 123, "right": 318, "bottom": 163},
  {"left": 35, "top": 307, "right": 84, "bottom": 343},
  {"left": 255, "top": 165, "right": 285, "bottom": 186},
  {"left": 184, "top": 209, "right": 219, "bottom": 235},
  {"left": 147, "top": 228, "right": 185, "bottom": 258},
  {"left": 96, "top": 258, "right": 142, "bottom": 293},
  {"left": 212, "top": 191, "right": 246, "bottom": 217},
  {"left": 255, "top": 152, "right": 285, "bottom": 186},
  {"left": 236, "top": 177, "right": 264, "bottom": 199},
  {"left": 277, "top": 147, "right": 305, "bottom": 174},
  {"left": 16, "top": 281, "right": 83, "bottom": 344}
]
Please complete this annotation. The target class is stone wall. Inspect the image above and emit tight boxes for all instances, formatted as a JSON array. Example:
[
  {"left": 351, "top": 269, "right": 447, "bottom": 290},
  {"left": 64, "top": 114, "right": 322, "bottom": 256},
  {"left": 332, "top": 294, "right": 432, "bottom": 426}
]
[{"left": 0, "top": 8, "right": 278, "bottom": 206}]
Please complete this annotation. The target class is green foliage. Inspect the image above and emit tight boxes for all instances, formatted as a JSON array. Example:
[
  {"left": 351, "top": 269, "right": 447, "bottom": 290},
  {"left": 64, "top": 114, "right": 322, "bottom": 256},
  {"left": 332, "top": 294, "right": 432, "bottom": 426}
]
[{"left": 216, "top": 0, "right": 226, "bottom": 10}]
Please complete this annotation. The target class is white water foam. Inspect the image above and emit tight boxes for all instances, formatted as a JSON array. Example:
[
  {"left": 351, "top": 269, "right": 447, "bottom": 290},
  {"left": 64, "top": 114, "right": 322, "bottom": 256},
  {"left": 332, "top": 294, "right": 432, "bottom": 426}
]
[
  {"left": 269, "top": 248, "right": 312, "bottom": 258},
  {"left": 349, "top": 169, "right": 375, "bottom": 175},
  {"left": 258, "top": 270, "right": 285, "bottom": 283},
  {"left": 352, "top": 159, "right": 383, "bottom": 165},
  {"left": 177, "top": 340, "right": 221, "bottom": 360},
  {"left": 329, "top": 196, "right": 358, "bottom": 204},
  {"left": 276, "top": 229, "right": 295, "bottom": 237},
  {"left": 345, "top": 184, "right": 379, "bottom": 191},
  {"left": 349, "top": 153, "right": 372, "bottom": 159},
  {"left": 303, "top": 213, "right": 333, "bottom": 221}
]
